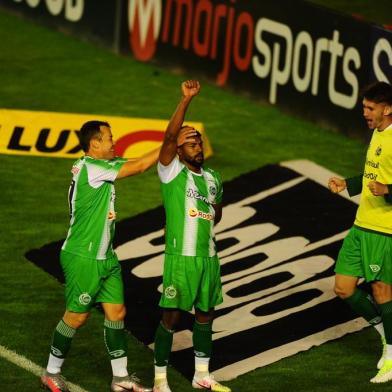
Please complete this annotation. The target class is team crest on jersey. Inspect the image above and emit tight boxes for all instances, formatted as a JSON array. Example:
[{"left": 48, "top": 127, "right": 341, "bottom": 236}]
[
  {"left": 209, "top": 185, "right": 217, "bottom": 196},
  {"left": 164, "top": 285, "right": 177, "bottom": 299},
  {"left": 375, "top": 146, "right": 382, "bottom": 156},
  {"left": 79, "top": 292, "right": 92, "bottom": 305}
]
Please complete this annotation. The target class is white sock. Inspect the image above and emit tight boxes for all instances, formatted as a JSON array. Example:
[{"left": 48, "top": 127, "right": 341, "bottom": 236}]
[
  {"left": 154, "top": 365, "right": 167, "bottom": 384},
  {"left": 374, "top": 322, "right": 385, "bottom": 338},
  {"left": 386, "top": 345, "right": 392, "bottom": 361},
  {"left": 111, "top": 357, "right": 128, "bottom": 377},
  {"left": 46, "top": 354, "right": 64, "bottom": 374},
  {"left": 195, "top": 356, "right": 210, "bottom": 376}
]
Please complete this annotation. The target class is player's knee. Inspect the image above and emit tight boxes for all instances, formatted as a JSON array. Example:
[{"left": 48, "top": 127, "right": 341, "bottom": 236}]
[
  {"left": 372, "top": 282, "right": 392, "bottom": 304},
  {"left": 162, "top": 310, "right": 180, "bottom": 330},
  {"left": 110, "top": 306, "right": 126, "bottom": 321},
  {"left": 334, "top": 284, "right": 354, "bottom": 299},
  {"left": 64, "top": 312, "right": 89, "bottom": 329}
]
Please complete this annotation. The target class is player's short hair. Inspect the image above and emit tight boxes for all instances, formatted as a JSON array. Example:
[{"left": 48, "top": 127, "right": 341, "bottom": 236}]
[
  {"left": 362, "top": 82, "right": 392, "bottom": 106},
  {"left": 78, "top": 120, "right": 110, "bottom": 152}
]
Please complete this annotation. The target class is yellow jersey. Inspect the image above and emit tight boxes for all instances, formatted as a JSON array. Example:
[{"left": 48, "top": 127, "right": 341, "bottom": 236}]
[{"left": 355, "top": 124, "right": 392, "bottom": 234}]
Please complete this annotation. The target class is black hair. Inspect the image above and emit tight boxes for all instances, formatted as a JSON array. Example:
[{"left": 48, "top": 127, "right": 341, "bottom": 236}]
[
  {"left": 362, "top": 82, "right": 392, "bottom": 105},
  {"left": 78, "top": 120, "right": 110, "bottom": 152}
]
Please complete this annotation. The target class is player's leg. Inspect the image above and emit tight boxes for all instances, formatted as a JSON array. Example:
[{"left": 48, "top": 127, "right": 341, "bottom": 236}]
[
  {"left": 334, "top": 228, "right": 384, "bottom": 332},
  {"left": 42, "top": 311, "right": 90, "bottom": 392},
  {"left": 370, "top": 281, "right": 392, "bottom": 383},
  {"left": 154, "top": 254, "right": 196, "bottom": 392},
  {"left": 42, "top": 251, "right": 95, "bottom": 392},
  {"left": 192, "top": 308, "right": 213, "bottom": 384},
  {"left": 98, "top": 255, "right": 151, "bottom": 392},
  {"left": 191, "top": 256, "right": 230, "bottom": 392},
  {"left": 153, "top": 309, "right": 181, "bottom": 392}
]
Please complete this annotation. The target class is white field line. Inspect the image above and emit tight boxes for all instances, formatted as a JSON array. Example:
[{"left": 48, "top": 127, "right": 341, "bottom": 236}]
[{"left": 0, "top": 344, "right": 89, "bottom": 392}]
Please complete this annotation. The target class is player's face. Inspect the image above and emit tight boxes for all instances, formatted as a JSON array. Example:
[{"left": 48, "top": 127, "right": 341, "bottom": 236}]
[
  {"left": 363, "top": 98, "right": 390, "bottom": 130},
  {"left": 97, "top": 126, "right": 115, "bottom": 160},
  {"left": 179, "top": 137, "right": 204, "bottom": 169}
]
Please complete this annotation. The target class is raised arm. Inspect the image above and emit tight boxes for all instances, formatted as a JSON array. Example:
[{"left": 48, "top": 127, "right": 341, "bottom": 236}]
[{"left": 159, "top": 80, "right": 200, "bottom": 166}]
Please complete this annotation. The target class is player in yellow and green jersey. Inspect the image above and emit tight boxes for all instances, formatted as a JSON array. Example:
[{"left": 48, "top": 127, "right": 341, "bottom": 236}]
[
  {"left": 328, "top": 82, "right": 392, "bottom": 384},
  {"left": 41, "top": 120, "right": 158, "bottom": 392},
  {"left": 152, "top": 81, "right": 230, "bottom": 392}
]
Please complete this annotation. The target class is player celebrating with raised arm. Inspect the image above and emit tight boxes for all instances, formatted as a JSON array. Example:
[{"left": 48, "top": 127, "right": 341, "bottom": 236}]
[
  {"left": 328, "top": 82, "right": 392, "bottom": 383},
  {"left": 152, "top": 80, "right": 230, "bottom": 392},
  {"left": 41, "top": 121, "right": 157, "bottom": 392}
]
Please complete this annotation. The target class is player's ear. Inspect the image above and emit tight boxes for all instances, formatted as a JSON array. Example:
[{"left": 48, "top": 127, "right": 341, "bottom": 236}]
[
  {"left": 177, "top": 146, "right": 183, "bottom": 159},
  {"left": 384, "top": 105, "right": 392, "bottom": 116},
  {"left": 90, "top": 137, "right": 101, "bottom": 151}
]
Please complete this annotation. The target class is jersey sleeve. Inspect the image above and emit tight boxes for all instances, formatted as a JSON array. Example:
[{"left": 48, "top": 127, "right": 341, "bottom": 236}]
[
  {"left": 346, "top": 174, "right": 363, "bottom": 197},
  {"left": 157, "top": 157, "right": 183, "bottom": 184},
  {"left": 86, "top": 157, "right": 126, "bottom": 188}
]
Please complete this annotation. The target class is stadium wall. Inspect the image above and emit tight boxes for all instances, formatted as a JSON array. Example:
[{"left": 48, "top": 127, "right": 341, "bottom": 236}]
[{"left": 1, "top": 0, "right": 391, "bottom": 139}]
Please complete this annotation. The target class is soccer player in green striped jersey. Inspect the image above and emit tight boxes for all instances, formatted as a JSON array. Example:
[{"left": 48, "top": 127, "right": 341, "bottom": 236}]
[
  {"left": 328, "top": 82, "right": 392, "bottom": 384},
  {"left": 41, "top": 121, "right": 157, "bottom": 392},
  {"left": 152, "top": 81, "right": 230, "bottom": 392}
]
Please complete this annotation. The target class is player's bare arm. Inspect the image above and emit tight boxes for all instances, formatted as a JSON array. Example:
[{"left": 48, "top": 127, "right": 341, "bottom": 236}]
[
  {"left": 159, "top": 80, "right": 200, "bottom": 166},
  {"left": 213, "top": 203, "right": 222, "bottom": 225},
  {"left": 368, "top": 181, "right": 389, "bottom": 196},
  {"left": 328, "top": 177, "right": 347, "bottom": 193},
  {"left": 116, "top": 147, "right": 160, "bottom": 179}
]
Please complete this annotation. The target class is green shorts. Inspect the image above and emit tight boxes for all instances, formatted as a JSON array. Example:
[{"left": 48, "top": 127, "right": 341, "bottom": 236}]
[
  {"left": 335, "top": 226, "right": 392, "bottom": 284},
  {"left": 159, "top": 254, "right": 223, "bottom": 312},
  {"left": 60, "top": 250, "right": 124, "bottom": 312}
]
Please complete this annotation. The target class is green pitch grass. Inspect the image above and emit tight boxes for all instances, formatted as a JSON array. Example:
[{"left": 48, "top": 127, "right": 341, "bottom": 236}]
[{"left": 0, "top": 7, "right": 389, "bottom": 392}]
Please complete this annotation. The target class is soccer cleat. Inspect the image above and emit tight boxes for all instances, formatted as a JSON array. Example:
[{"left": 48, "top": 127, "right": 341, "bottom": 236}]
[
  {"left": 192, "top": 373, "right": 231, "bottom": 392},
  {"left": 153, "top": 380, "right": 172, "bottom": 392},
  {"left": 111, "top": 374, "right": 152, "bottom": 392},
  {"left": 371, "top": 359, "right": 392, "bottom": 383},
  {"left": 377, "top": 337, "right": 386, "bottom": 369},
  {"left": 41, "top": 371, "right": 69, "bottom": 392}
]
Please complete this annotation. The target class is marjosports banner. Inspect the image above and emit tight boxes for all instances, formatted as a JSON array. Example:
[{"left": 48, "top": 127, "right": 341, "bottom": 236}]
[
  {"left": 26, "top": 160, "right": 367, "bottom": 380},
  {"left": 124, "top": 0, "right": 392, "bottom": 138},
  {"left": 0, "top": 109, "right": 210, "bottom": 159}
]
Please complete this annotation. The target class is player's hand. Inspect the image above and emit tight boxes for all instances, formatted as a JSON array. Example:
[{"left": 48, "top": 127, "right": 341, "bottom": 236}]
[
  {"left": 368, "top": 181, "right": 388, "bottom": 196},
  {"left": 177, "top": 126, "right": 198, "bottom": 147},
  {"left": 182, "top": 80, "right": 200, "bottom": 97},
  {"left": 328, "top": 177, "right": 346, "bottom": 193}
]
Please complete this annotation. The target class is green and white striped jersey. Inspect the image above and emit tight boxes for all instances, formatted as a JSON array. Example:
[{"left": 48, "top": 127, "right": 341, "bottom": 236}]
[
  {"left": 62, "top": 156, "right": 126, "bottom": 259},
  {"left": 158, "top": 157, "right": 223, "bottom": 257}
]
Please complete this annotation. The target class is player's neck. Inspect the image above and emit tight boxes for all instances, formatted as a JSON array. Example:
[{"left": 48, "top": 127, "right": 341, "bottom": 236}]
[
  {"left": 183, "top": 161, "right": 202, "bottom": 174},
  {"left": 380, "top": 120, "right": 392, "bottom": 131}
]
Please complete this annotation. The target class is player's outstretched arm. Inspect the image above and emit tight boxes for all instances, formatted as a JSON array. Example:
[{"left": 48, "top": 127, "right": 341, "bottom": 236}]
[
  {"left": 116, "top": 147, "right": 160, "bottom": 179},
  {"left": 159, "top": 80, "right": 200, "bottom": 166},
  {"left": 328, "top": 177, "right": 347, "bottom": 193}
]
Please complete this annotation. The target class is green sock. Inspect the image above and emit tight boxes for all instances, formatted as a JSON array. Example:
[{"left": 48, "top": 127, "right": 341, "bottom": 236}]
[
  {"left": 379, "top": 301, "right": 392, "bottom": 345},
  {"left": 344, "top": 289, "right": 381, "bottom": 325},
  {"left": 154, "top": 322, "right": 174, "bottom": 366},
  {"left": 104, "top": 319, "right": 127, "bottom": 359},
  {"left": 50, "top": 319, "right": 76, "bottom": 358},
  {"left": 193, "top": 321, "right": 212, "bottom": 359}
]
